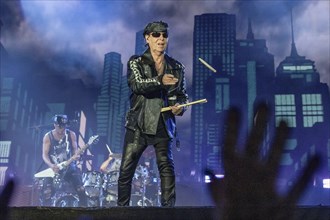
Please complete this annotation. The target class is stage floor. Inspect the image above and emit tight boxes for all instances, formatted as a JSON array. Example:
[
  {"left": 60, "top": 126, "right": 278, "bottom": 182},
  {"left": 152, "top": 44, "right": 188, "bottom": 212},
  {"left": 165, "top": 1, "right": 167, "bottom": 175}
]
[
  {"left": 3, "top": 182, "right": 329, "bottom": 219},
  {"left": 5, "top": 205, "right": 330, "bottom": 220}
]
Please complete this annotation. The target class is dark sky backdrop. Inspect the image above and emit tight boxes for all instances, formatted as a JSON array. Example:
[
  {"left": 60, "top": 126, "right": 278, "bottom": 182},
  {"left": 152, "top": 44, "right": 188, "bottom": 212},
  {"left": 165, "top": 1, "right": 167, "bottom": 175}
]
[
  {"left": 1, "top": 0, "right": 329, "bottom": 87},
  {"left": 1, "top": 0, "right": 328, "bottom": 130}
]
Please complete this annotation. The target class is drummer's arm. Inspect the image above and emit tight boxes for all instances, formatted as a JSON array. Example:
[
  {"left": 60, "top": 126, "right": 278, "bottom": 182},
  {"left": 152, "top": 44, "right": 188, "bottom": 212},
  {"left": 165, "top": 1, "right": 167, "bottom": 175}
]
[{"left": 99, "top": 156, "right": 113, "bottom": 173}]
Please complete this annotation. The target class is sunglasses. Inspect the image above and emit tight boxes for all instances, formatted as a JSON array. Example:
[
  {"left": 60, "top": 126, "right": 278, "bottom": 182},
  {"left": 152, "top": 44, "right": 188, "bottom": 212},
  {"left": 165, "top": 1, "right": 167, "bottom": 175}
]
[{"left": 151, "top": 32, "right": 168, "bottom": 38}]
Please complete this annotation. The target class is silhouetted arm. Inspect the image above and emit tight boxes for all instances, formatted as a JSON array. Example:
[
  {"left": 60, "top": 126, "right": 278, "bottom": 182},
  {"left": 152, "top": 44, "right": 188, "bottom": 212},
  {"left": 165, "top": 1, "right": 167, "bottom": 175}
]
[
  {"left": 0, "top": 179, "right": 15, "bottom": 220},
  {"left": 207, "top": 103, "right": 321, "bottom": 219}
]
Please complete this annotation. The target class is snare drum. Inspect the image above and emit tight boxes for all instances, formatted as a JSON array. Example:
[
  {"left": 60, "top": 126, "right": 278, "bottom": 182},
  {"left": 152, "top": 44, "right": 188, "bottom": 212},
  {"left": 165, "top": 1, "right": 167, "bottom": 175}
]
[
  {"left": 103, "top": 171, "right": 119, "bottom": 194},
  {"left": 82, "top": 171, "right": 103, "bottom": 187},
  {"left": 82, "top": 171, "right": 103, "bottom": 197}
]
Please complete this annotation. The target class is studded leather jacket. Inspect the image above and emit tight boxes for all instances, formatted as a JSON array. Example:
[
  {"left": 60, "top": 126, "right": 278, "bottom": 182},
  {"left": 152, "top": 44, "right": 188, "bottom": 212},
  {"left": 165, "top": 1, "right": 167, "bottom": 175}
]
[{"left": 125, "top": 49, "right": 189, "bottom": 138}]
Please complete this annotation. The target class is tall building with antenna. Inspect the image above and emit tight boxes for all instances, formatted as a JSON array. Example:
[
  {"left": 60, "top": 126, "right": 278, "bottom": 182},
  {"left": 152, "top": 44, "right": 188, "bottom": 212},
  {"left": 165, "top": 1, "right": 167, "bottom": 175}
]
[
  {"left": 276, "top": 10, "right": 321, "bottom": 85},
  {"left": 234, "top": 18, "right": 276, "bottom": 164},
  {"left": 235, "top": 18, "right": 275, "bottom": 130},
  {"left": 271, "top": 10, "right": 330, "bottom": 201},
  {"left": 201, "top": 16, "right": 276, "bottom": 173}
]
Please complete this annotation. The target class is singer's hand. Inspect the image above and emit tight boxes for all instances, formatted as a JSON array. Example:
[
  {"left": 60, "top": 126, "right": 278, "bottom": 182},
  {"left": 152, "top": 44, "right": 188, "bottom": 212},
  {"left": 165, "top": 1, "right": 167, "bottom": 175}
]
[
  {"left": 162, "top": 74, "right": 178, "bottom": 85},
  {"left": 170, "top": 103, "right": 183, "bottom": 115},
  {"left": 0, "top": 179, "right": 15, "bottom": 220}
]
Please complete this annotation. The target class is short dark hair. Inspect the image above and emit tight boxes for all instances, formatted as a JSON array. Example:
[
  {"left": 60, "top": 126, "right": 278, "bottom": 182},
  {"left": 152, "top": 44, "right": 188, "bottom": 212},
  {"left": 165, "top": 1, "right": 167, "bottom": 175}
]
[
  {"left": 143, "top": 21, "right": 168, "bottom": 36},
  {"left": 53, "top": 114, "right": 68, "bottom": 126}
]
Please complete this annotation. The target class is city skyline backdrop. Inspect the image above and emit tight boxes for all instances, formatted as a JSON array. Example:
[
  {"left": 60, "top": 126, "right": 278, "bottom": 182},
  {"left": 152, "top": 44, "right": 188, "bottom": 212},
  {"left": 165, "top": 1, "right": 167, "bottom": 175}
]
[{"left": 1, "top": 0, "right": 329, "bottom": 207}]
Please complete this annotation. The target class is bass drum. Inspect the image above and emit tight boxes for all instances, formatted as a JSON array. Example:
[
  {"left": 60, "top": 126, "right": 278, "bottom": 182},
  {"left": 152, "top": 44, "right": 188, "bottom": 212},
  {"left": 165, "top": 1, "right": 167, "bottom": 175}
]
[
  {"left": 53, "top": 193, "right": 79, "bottom": 207},
  {"left": 82, "top": 171, "right": 103, "bottom": 197},
  {"left": 130, "top": 194, "right": 154, "bottom": 207},
  {"left": 101, "top": 193, "right": 118, "bottom": 207}
]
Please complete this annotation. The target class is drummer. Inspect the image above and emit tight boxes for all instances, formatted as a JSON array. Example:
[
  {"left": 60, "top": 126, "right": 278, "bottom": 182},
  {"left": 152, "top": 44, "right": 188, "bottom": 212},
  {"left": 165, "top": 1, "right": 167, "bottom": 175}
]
[
  {"left": 99, "top": 153, "right": 122, "bottom": 206},
  {"left": 100, "top": 153, "right": 122, "bottom": 174}
]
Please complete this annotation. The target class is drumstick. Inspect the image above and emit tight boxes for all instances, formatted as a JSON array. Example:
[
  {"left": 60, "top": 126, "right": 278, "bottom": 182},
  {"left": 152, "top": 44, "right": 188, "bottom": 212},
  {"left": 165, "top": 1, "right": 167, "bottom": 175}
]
[
  {"left": 106, "top": 144, "right": 112, "bottom": 154},
  {"left": 198, "top": 58, "right": 217, "bottom": 73},
  {"left": 161, "top": 99, "right": 207, "bottom": 112}
]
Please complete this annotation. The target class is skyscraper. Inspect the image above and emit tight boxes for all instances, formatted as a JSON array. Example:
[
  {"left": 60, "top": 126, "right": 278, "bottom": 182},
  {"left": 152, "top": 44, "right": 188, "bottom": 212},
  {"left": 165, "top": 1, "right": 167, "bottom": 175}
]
[
  {"left": 0, "top": 19, "right": 49, "bottom": 185},
  {"left": 271, "top": 11, "right": 330, "bottom": 196},
  {"left": 192, "top": 13, "right": 236, "bottom": 173},
  {"left": 135, "top": 30, "right": 145, "bottom": 55},
  {"left": 235, "top": 18, "right": 275, "bottom": 147},
  {"left": 96, "top": 52, "right": 128, "bottom": 153},
  {"left": 201, "top": 17, "right": 276, "bottom": 173}
]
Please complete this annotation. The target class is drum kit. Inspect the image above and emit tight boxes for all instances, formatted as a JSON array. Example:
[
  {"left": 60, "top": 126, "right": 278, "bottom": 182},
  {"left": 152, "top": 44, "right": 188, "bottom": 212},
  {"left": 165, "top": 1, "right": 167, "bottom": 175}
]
[
  {"left": 131, "top": 164, "right": 160, "bottom": 207},
  {"left": 34, "top": 154, "right": 160, "bottom": 207},
  {"left": 34, "top": 177, "right": 80, "bottom": 207}
]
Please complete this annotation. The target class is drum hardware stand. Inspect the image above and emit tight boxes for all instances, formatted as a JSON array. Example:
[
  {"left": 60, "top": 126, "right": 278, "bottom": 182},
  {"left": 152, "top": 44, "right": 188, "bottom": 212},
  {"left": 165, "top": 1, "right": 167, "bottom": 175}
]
[
  {"left": 156, "top": 177, "right": 161, "bottom": 206},
  {"left": 137, "top": 170, "right": 157, "bottom": 207},
  {"left": 141, "top": 176, "right": 148, "bottom": 206}
]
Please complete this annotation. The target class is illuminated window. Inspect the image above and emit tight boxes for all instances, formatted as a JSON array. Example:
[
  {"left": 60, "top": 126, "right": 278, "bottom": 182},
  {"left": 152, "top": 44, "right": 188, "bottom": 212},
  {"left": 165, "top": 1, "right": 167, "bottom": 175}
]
[
  {"left": 283, "top": 65, "right": 313, "bottom": 72},
  {"left": 302, "top": 94, "right": 324, "bottom": 127},
  {"left": 283, "top": 66, "right": 296, "bottom": 71},
  {"left": 275, "top": 94, "right": 296, "bottom": 127},
  {"left": 215, "top": 78, "right": 230, "bottom": 112},
  {"left": 0, "top": 96, "right": 11, "bottom": 113},
  {"left": 0, "top": 141, "right": 11, "bottom": 185},
  {"left": 1, "top": 78, "right": 14, "bottom": 90},
  {"left": 298, "top": 65, "right": 313, "bottom": 71}
]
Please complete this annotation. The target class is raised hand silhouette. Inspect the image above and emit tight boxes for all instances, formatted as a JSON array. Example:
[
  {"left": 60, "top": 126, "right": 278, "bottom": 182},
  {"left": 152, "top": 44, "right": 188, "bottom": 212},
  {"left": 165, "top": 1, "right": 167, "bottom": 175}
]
[
  {"left": 0, "top": 179, "right": 16, "bottom": 220},
  {"left": 207, "top": 103, "right": 321, "bottom": 219}
]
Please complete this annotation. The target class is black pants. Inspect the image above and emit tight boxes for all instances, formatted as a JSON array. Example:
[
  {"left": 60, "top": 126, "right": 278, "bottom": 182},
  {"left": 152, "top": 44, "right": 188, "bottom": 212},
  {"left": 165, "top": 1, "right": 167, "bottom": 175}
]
[{"left": 117, "top": 129, "right": 176, "bottom": 207}]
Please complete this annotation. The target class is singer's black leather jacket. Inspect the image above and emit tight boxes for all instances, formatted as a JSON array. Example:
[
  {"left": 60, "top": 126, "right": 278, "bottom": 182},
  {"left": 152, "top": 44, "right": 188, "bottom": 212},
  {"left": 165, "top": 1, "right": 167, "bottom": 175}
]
[{"left": 125, "top": 48, "right": 189, "bottom": 138}]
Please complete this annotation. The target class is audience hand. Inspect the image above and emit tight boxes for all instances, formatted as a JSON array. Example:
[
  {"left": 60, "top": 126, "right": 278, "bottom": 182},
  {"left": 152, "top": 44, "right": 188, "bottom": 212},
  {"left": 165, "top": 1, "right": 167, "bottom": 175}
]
[
  {"left": 0, "top": 179, "right": 16, "bottom": 220},
  {"left": 207, "top": 103, "right": 321, "bottom": 219}
]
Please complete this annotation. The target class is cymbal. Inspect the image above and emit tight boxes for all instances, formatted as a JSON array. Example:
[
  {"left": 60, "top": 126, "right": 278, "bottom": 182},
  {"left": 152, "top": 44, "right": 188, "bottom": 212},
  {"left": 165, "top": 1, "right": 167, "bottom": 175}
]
[{"left": 109, "top": 153, "right": 122, "bottom": 159}]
